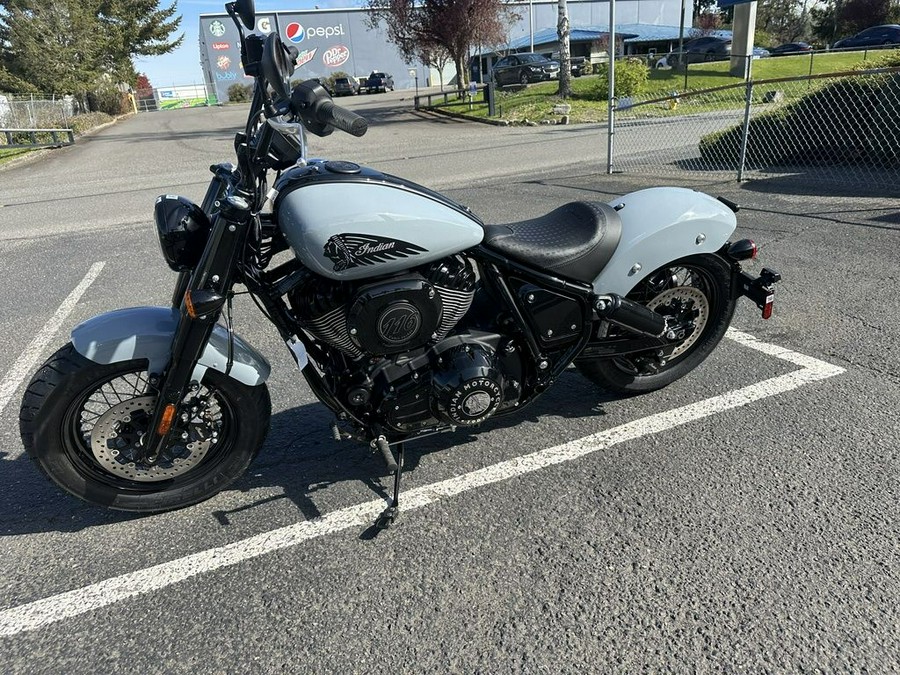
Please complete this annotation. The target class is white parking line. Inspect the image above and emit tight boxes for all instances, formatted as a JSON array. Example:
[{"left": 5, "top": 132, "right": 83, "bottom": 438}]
[
  {"left": 0, "top": 329, "right": 845, "bottom": 637},
  {"left": 1, "top": 262, "right": 105, "bottom": 462}
]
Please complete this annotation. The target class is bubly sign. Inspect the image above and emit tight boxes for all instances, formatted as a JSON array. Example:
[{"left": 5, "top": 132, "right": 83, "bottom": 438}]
[{"left": 285, "top": 21, "right": 345, "bottom": 43}]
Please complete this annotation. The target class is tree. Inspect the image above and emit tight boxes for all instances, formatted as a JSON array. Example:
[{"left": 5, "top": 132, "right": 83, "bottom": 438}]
[
  {"left": 0, "top": 0, "right": 181, "bottom": 99},
  {"left": 695, "top": 12, "right": 722, "bottom": 36},
  {"left": 812, "top": 0, "right": 899, "bottom": 45},
  {"left": 419, "top": 44, "right": 452, "bottom": 89},
  {"left": 556, "top": 0, "right": 571, "bottom": 98},
  {"left": 0, "top": 0, "right": 101, "bottom": 98},
  {"left": 135, "top": 73, "right": 152, "bottom": 91},
  {"left": 95, "top": 0, "right": 183, "bottom": 83},
  {"left": 755, "top": 0, "right": 812, "bottom": 44},
  {"left": 365, "top": 0, "right": 515, "bottom": 88}
]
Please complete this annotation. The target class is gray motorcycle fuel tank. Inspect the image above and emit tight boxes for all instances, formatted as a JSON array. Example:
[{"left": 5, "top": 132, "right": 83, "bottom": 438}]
[{"left": 274, "top": 161, "right": 484, "bottom": 281}]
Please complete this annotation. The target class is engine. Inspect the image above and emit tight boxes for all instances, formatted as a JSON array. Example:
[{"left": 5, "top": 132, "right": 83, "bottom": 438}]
[
  {"left": 289, "top": 256, "right": 524, "bottom": 432},
  {"left": 290, "top": 256, "right": 476, "bottom": 358}
]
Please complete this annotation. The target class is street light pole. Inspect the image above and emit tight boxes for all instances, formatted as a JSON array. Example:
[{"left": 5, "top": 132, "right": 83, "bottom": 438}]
[{"left": 530, "top": 0, "right": 534, "bottom": 52}]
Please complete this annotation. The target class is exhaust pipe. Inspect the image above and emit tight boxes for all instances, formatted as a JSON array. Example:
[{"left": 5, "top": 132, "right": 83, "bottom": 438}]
[{"left": 594, "top": 294, "right": 669, "bottom": 337}]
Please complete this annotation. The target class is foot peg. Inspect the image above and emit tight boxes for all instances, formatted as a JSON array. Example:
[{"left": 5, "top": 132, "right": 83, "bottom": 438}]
[{"left": 374, "top": 436, "right": 398, "bottom": 472}]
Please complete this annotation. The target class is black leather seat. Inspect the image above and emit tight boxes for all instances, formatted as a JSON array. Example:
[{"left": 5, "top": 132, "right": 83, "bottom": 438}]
[{"left": 481, "top": 201, "right": 622, "bottom": 284}]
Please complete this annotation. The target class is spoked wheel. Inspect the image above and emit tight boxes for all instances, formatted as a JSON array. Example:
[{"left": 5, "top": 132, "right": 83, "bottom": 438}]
[
  {"left": 20, "top": 343, "right": 270, "bottom": 512},
  {"left": 520, "top": 72, "right": 529, "bottom": 86},
  {"left": 576, "top": 254, "right": 736, "bottom": 393}
]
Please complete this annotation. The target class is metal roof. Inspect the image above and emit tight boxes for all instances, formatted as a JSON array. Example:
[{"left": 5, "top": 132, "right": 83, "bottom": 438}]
[{"left": 501, "top": 24, "right": 733, "bottom": 51}]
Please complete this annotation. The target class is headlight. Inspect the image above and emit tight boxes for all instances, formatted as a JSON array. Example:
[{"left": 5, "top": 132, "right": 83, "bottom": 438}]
[{"left": 154, "top": 195, "right": 212, "bottom": 272}]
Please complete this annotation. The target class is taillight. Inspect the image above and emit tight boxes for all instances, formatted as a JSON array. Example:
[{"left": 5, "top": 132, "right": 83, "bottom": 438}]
[{"left": 727, "top": 239, "right": 757, "bottom": 261}]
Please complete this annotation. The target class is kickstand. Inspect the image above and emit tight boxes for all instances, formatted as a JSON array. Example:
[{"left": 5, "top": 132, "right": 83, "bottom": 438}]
[{"left": 375, "top": 440, "right": 405, "bottom": 530}]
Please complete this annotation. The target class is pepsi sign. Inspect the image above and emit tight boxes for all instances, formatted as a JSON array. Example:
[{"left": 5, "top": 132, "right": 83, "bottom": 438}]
[
  {"left": 285, "top": 21, "right": 346, "bottom": 44},
  {"left": 285, "top": 22, "right": 305, "bottom": 43}
]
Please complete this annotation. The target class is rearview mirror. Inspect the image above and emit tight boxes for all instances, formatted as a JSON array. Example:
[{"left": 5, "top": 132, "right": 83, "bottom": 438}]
[
  {"left": 262, "top": 33, "right": 291, "bottom": 100},
  {"left": 234, "top": 0, "right": 255, "bottom": 30}
]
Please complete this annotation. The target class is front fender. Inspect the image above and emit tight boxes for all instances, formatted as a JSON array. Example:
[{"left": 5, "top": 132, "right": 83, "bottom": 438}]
[
  {"left": 71, "top": 306, "right": 271, "bottom": 387},
  {"left": 592, "top": 188, "right": 737, "bottom": 296}
]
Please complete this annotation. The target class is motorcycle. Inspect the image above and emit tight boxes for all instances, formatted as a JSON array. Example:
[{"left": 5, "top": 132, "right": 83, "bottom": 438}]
[{"left": 19, "top": 0, "right": 780, "bottom": 529}]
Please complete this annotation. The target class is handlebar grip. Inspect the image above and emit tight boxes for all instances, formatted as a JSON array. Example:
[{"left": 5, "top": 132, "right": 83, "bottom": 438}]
[{"left": 318, "top": 100, "right": 368, "bottom": 137}]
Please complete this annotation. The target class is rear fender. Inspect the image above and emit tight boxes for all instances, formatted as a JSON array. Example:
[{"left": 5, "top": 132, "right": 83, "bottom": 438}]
[
  {"left": 592, "top": 188, "right": 737, "bottom": 296},
  {"left": 71, "top": 306, "right": 271, "bottom": 386}
]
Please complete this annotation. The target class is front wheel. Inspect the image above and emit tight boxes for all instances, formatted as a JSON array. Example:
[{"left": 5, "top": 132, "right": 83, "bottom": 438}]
[
  {"left": 576, "top": 254, "right": 736, "bottom": 394},
  {"left": 19, "top": 343, "right": 271, "bottom": 512}
]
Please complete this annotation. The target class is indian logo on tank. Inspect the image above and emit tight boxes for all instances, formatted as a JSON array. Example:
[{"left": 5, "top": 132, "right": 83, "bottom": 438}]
[
  {"left": 323, "top": 234, "right": 427, "bottom": 272},
  {"left": 323, "top": 45, "right": 350, "bottom": 68}
]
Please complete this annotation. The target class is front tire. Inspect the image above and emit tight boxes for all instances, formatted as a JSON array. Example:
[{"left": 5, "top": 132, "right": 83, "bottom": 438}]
[
  {"left": 576, "top": 254, "right": 736, "bottom": 394},
  {"left": 20, "top": 343, "right": 271, "bottom": 512}
]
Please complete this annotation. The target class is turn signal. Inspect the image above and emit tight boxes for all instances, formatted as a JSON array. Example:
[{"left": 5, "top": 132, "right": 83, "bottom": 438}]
[
  {"left": 157, "top": 404, "right": 177, "bottom": 435},
  {"left": 184, "top": 289, "right": 226, "bottom": 319}
]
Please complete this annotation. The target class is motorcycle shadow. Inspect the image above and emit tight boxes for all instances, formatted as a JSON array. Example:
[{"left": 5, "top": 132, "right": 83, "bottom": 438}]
[
  {"left": 0, "top": 370, "right": 614, "bottom": 536},
  {"left": 219, "top": 369, "right": 617, "bottom": 530}
]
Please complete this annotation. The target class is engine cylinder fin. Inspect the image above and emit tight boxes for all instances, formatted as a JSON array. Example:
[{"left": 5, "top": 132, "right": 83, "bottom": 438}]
[
  {"left": 434, "top": 287, "right": 475, "bottom": 340},
  {"left": 302, "top": 305, "right": 362, "bottom": 357}
]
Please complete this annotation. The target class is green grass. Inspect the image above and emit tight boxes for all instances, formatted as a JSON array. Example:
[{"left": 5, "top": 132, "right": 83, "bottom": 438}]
[
  {"left": 0, "top": 147, "right": 34, "bottom": 165},
  {"left": 434, "top": 49, "right": 884, "bottom": 124},
  {"left": 649, "top": 50, "right": 873, "bottom": 95}
]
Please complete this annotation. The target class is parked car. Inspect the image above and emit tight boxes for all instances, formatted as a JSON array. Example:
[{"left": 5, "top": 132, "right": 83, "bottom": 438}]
[
  {"left": 492, "top": 53, "right": 561, "bottom": 86},
  {"left": 361, "top": 72, "right": 394, "bottom": 94},
  {"left": 833, "top": 24, "right": 900, "bottom": 49},
  {"left": 332, "top": 76, "right": 359, "bottom": 96},
  {"left": 570, "top": 56, "right": 590, "bottom": 77},
  {"left": 769, "top": 41, "right": 813, "bottom": 56},
  {"left": 665, "top": 37, "right": 732, "bottom": 68}
]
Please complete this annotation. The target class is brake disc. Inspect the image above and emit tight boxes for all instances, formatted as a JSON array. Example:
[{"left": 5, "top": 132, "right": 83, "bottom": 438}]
[
  {"left": 647, "top": 286, "right": 709, "bottom": 358},
  {"left": 90, "top": 396, "right": 214, "bottom": 482}
]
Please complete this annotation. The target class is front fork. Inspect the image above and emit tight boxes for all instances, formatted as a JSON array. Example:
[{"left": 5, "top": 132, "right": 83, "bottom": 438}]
[{"left": 141, "top": 194, "right": 252, "bottom": 464}]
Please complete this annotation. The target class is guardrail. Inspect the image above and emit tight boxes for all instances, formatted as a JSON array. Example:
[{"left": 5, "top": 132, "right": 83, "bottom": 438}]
[
  {"left": 414, "top": 84, "right": 495, "bottom": 115},
  {"left": 1, "top": 128, "right": 75, "bottom": 149}
]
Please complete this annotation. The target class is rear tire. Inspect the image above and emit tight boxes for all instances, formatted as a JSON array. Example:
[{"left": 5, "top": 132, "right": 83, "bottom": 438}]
[
  {"left": 576, "top": 254, "right": 735, "bottom": 394},
  {"left": 19, "top": 343, "right": 271, "bottom": 512}
]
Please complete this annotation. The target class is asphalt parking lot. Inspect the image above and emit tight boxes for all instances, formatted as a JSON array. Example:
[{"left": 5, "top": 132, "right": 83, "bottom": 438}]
[{"left": 0, "top": 92, "right": 898, "bottom": 672}]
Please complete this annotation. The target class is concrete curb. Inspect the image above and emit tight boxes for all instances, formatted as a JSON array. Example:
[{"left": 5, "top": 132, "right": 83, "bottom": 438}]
[{"left": 421, "top": 107, "right": 510, "bottom": 126}]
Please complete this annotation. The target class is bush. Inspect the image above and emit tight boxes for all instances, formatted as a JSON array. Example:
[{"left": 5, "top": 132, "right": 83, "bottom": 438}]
[
  {"left": 69, "top": 112, "right": 114, "bottom": 134},
  {"left": 595, "top": 58, "right": 649, "bottom": 98},
  {"left": 87, "top": 87, "right": 130, "bottom": 115},
  {"left": 227, "top": 83, "right": 252, "bottom": 102},
  {"left": 699, "top": 70, "right": 900, "bottom": 167}
]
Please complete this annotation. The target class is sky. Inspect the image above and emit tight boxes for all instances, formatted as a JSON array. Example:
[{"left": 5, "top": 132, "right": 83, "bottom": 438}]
[{"left": 134, "top": 0, "right": 358, "bottom": 87}]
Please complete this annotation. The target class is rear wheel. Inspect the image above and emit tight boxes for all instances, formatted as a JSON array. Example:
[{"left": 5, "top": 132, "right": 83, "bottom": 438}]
[
  {"left": 576, "top": 254, "right": 735, "bottom": 394},
  {"left": 20, "top": 343, "right": 271, "bottom": 512}
]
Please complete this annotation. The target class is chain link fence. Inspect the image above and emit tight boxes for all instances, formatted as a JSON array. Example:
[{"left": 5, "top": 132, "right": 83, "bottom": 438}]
[
  {"left": 610, "top": 65, "right": 900, "bottom": 192},
  {"left": 134, "top": 83, "right": 218, "bottom": 112},
  {"left": 0, "top": 93, "right": 74, "bottom": 129}
]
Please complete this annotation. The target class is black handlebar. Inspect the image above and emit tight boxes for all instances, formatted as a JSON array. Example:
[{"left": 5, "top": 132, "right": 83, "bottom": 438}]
[
  {"left": 317, "top": 100, "right": 368, "bottom": 137},
  {"left": 289, "top": 79, "right": 368, "bottom": 138}
]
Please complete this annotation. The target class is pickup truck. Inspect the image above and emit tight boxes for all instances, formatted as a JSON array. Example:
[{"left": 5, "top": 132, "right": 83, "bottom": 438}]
[{"left": 361, "top": 71, "right": 394, "bottom": 94}]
